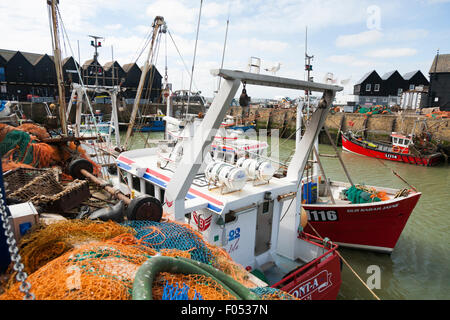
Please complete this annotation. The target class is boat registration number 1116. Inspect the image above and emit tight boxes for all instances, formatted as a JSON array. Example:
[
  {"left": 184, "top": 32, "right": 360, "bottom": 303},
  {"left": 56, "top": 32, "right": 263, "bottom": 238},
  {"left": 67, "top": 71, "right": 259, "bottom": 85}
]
[{"left": 306, "top": 210, "right": 338, "bottom": 222}]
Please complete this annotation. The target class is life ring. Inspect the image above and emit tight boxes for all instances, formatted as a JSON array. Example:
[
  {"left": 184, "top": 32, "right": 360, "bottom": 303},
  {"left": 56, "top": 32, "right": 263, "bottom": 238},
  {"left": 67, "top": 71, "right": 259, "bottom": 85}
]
[{"left": 392, "top": 145, "right": 400, "bottom": 153}]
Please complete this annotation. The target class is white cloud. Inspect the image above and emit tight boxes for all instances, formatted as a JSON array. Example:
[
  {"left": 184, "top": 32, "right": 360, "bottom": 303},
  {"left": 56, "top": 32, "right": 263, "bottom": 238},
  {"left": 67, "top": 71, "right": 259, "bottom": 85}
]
[
  {"left": 327, "top": 55, "right": 375, "bottom": 67},
  {"left": 105, "top": 24, "right": 122, "bottom": 31},
  {"left": 335, "top": 30, "right": 383, "bottom": 48},
  {"left": 385, "top": 29, "right": 429, "bottom": 42},
  {"left": 365, "top": 48, "right": 418, "bottom": 58}
]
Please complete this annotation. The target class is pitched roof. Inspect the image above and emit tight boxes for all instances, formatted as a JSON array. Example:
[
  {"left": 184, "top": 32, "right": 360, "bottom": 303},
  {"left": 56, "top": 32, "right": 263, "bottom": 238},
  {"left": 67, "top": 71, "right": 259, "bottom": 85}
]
[
  {"left": 0, "top": 49, "right": 18, "bottom": 62},
  {"left": 0, "top": 49, "right": 54, "bottom": 65},
  {"left": 355, "top": 70, "right": 377, "bottom": 85},
  {"left": 429, "top": 54, "right": 450, "bottom": 73},
  {"left": 122, "top": 62, "right": 139, "bottom": 72},
  {"left": 381, "top": 70, "right": 399, "bottom": 80},
  {"left": 103, "top": 61, "right": 124, "bottom": 72},
  {"left": 403, "top": 70, "right": 420, "bottom": 80},
  {"left": 82, "top": 59, "right": 95, "bottom": 68}
]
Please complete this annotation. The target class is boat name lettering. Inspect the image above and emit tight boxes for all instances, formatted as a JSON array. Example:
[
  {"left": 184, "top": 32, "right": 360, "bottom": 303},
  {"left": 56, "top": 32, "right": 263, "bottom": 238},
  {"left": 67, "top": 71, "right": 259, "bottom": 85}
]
[
  {"left": 346, "top": 203, "right": 399, "bottom": 213},
  {"left": 289, "top": 270, "right": 333, "bottom": 299},
  {"left": 306, "top": 210, "right": 338, "bottom": 222},
  {"left": 385, "top": 153, "right": 398, "bottom": 159}
]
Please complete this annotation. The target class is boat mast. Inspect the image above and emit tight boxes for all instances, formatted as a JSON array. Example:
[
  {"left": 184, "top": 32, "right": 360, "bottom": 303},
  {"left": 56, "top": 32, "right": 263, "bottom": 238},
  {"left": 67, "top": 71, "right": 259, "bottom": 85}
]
[
  {"left": 47, "top": 0, "right": 68, "bottom": 136},
  {"left": 123, "top": 16, "right": 166, "bottom": 150}
]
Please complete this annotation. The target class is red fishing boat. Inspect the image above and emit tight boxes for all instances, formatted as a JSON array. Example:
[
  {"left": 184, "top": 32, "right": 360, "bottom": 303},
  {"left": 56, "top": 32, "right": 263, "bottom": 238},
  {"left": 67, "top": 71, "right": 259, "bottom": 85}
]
[
  {"left": 341, "top": 131, "right": 442, "bottom": 166},
  {"left": 303, "top": 180, "right": 421, "bottom": 253}
]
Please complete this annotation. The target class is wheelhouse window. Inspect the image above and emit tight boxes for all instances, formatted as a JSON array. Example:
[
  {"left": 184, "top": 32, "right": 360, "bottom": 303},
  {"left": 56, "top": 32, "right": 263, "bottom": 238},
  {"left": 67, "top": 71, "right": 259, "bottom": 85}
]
[
  {"left": 145, "top": 181, "right": 155, "bottom": 197},
  {"left": 366, "top": 84, "right": 371, "bottom": 92},
  {"left": 132, "top": 175, "right": 141, "bottom": 192},
  {"left": 398, "top": 139, "right": 404, "bottom": 145}
]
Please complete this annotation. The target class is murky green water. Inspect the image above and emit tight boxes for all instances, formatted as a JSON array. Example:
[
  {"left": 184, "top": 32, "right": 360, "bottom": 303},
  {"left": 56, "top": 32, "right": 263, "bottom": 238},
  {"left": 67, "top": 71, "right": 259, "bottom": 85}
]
[{"left": 124, "top": 131, "right": 450, "bottom": 300}]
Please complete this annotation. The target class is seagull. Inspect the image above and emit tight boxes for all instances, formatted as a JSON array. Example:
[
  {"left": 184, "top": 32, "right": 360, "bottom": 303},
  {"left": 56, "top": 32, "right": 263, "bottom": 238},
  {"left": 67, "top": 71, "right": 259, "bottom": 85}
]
[{"left": 264, "top": 62, "right": 282, "bottom": 75}]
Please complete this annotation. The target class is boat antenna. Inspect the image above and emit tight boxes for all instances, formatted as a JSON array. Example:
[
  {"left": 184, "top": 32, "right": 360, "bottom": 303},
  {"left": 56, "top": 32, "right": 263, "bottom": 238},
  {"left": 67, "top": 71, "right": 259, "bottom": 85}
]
[
  {"left": 185, "top": 0, "right": 203, "bottom": 117},
  {"left": 304, "top": 26, "right": 314, "bottom": 119},
  {"left": 88, "top": 35, "right": 104, "bottom": 87},
  {"left": 217, "top": 0, "right": 231, "bottom": 92}
]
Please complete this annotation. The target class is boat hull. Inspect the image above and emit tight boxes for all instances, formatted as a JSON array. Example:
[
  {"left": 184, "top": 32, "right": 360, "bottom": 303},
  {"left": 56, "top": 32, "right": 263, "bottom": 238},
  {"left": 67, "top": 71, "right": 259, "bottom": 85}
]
[
  {"left": 303, "top": 192, "right": 421, "bottom": 253},
  {"left": 341, "top": 134, "right": 442, "bottom": 166},
  {"left": 272, "top": 233, "right": 341, "bottom": 300}
]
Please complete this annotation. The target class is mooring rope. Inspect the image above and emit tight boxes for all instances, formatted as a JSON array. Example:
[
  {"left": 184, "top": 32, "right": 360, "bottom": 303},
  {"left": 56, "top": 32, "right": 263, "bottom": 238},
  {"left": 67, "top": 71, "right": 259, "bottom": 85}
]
[{"left": 307, "top": 223, "right": 381, "bottom": 300}]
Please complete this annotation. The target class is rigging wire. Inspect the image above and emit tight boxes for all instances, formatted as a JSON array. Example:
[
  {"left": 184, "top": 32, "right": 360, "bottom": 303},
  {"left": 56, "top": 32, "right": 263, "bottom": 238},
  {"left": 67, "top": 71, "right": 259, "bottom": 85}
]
[
  {"left": 167, "top": 29, "right": 199, "bottom": 92},
  {"left": 185, "top": 0, "right": 203, "bottom": 116}
]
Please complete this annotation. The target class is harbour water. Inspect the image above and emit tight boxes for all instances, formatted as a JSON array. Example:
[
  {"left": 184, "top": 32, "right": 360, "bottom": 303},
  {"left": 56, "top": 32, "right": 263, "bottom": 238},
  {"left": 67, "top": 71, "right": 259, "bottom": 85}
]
[{"left": 123, "top": 131, "right": 450, "bottom": 300}]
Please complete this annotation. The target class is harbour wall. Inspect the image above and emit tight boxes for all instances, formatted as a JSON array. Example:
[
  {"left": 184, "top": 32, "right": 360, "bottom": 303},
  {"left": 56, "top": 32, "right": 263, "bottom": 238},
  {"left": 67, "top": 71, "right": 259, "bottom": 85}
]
[
  {"left": 17, "top": 102, "right": 450, "bottom": 145},
  {"left": 228, "top": 106, "right": 450, "bottom": 146}
]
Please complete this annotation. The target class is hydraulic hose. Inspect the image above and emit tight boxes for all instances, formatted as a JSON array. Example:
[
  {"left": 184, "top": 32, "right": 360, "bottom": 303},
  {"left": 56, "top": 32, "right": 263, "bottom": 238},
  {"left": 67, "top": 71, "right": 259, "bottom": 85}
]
[{"left": 132, "top": 256, "right": 260, "bottom": 300}]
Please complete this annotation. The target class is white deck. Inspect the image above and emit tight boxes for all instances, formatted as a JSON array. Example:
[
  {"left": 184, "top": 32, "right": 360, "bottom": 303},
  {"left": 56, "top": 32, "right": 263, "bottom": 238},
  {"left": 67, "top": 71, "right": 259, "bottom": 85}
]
[{"left": 117, "top": 147, "right": 297, "bottom": 215}]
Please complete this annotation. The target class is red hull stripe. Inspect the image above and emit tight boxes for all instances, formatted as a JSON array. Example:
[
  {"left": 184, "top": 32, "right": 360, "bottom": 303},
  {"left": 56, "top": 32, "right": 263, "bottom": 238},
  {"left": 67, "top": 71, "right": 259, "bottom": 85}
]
[{"left": 118, "top": 156, "right": 134, "bottom": 165}]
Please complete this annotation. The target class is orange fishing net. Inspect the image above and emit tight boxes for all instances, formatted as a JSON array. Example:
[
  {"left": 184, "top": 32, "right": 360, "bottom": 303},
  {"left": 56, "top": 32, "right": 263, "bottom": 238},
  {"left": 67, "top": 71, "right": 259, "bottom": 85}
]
[
  {"left": 0, "top": 123, "right": 100, "bottom": 176},
  {"left": 12, "top": 220, "right": 135, "bottom": 276},
  {"left": 0, "top": 220, "right": 298, "bottom": 301},
  {"left": 16, "top": 123, "right": 50, "bottom": 140}
]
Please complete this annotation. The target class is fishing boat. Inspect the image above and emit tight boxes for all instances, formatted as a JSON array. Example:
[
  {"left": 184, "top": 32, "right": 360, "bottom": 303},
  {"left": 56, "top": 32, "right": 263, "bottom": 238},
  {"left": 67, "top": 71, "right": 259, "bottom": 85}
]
[
  {"left": 298, "top": 126, "right": 422, "bottom": 253},
  {"left": 221, "top": 115, "right": 255, "bottom": 132},
  {"left": 135, "top": 114, "right": 165, "bottom": 132},
  {"left": 115, "top": 69, "right": 344, "bottom": 300},
  {"left": 341, "top": 130, "right": 442, "bottom": 166},
  {"left": 302, "top": 180, "right": 421, "bottom": 253}
]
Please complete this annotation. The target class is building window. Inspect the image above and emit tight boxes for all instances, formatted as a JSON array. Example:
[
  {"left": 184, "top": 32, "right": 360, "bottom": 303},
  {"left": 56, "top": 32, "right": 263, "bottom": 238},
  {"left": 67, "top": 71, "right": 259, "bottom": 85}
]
[
  {"left": 0, "top": 67, "right": 5, "bottom": 82},
  {"left": 366, "top": 84, "right": 371, "bottom": 92},
  {"left": 374, "top": 84, "right": 380, "bottom": 92},
  {"left": 409, "top": 84, "right": 415, "bottom": 90},
  {"left": 398, "top": 88, "right": 403, "bottom": 96}
]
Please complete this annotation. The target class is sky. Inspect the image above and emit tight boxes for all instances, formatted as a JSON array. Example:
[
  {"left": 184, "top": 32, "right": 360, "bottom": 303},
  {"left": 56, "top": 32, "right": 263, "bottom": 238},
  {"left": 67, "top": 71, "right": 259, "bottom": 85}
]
[{"left": 1, "top": 0, "right": 449, "bottom": 100}]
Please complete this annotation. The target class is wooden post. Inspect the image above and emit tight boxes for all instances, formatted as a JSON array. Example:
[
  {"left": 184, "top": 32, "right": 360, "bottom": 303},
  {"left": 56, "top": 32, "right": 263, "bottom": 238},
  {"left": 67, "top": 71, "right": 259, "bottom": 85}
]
[
  {"left": 48, "top": 0, "right": 68, "bottom": 135},
  {"left": 123, "top": 16, "right": 165, "bottom": 150},
  {"left": 312, "top": 146, "right": 335, "bottom": 204}
]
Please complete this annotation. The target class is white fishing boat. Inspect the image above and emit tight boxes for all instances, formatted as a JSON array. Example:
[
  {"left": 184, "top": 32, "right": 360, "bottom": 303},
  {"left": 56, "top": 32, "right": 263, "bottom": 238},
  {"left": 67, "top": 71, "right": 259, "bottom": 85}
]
[{"left": 113, "top": 69, "right": 344, "bottom": 300}]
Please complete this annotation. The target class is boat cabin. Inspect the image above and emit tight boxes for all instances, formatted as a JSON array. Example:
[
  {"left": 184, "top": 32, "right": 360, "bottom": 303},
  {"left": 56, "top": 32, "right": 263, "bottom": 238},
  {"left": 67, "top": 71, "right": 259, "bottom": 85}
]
[{"left": 391, "top": 133, "right": 411, "bottom": 154}]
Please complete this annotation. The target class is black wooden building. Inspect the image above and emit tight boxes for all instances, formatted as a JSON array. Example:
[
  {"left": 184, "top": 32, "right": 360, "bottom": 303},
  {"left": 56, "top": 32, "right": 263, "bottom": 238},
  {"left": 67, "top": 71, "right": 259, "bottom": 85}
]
[
  {"left": 428, "top": 53, "right": 450, "bottom": 110},
  {"left": 354, "top": 70, "right": 383, "bottom": 97},
  {"left": 103, "top": 61, "right": 126, "bottom": 87},
  {"left": 121, "top": 63, "right": 162, "bottom": 102},
  {"left": 0, "top": 48, "right": 162, "bottom": 103},
  {"left": 353, "top": 69, "right": 429, "bottom": 106},
  {"left": 381, "top": 70, "right": 404, "bottom": 97},
  {"left": 403, "top": 70, "right": 429, "bottom": 91}
]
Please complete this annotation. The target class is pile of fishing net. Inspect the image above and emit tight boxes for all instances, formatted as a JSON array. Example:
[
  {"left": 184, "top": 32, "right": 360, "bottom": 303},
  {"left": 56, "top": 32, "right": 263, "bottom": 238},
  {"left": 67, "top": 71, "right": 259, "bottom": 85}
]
[
  {"left": 0, "top": 219, "right": 297, "bottom": 301},
  {"left": 344, "top": 185, "right": 390, "bottom": 204},
  {"left": 0, "top": 123, "right": 100, "bottom": 175},
  {"left": 357, "top": 105, "right": 392, "bottom": 116}
]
